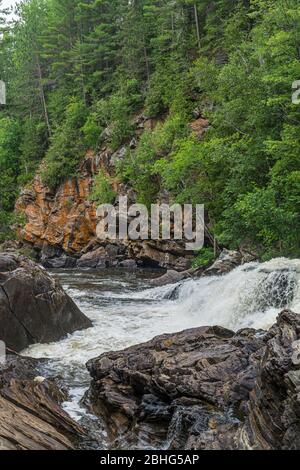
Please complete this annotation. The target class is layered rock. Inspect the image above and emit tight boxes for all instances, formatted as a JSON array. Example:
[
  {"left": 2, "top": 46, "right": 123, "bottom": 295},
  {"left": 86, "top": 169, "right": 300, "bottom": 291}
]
[
  {"left": 0, "top": 354, "right": 86, "bottom": 450},
  {"left": 85, "top": 310, "right": 300, "bottom": 450},
  {"left": 0, "top": 252, "right": 91, "bottom": 352},
  {"left": 16, "top": 157, "right": 98, "bottom": 255}
]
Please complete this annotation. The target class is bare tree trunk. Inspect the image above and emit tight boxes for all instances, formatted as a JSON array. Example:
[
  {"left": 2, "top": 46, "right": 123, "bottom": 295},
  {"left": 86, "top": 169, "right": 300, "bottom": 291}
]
[
  {"left": 194, "top": 3, "right": 201, "bottom": 51},
  {"left": 143, "top": 34, "right": 150, "bottom": 84},
  {"left": 36, "top": 55, "right": 51, "bottom": 136}
]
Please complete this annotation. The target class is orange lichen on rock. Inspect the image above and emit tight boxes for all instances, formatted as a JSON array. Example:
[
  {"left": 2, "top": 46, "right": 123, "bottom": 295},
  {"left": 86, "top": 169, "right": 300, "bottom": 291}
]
[{"left": 16, "top": 158, "right": 99, "bottom": 254}]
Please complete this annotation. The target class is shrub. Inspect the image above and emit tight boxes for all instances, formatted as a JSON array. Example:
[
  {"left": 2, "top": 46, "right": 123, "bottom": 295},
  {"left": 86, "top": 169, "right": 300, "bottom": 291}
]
[
  {"left": 42, "top": 99, "right": 88, "bottom": 189},
  {"left": 90, "top": 170, "right": 116, "bottom": 206},
  {"left": 192, "top": 248, "right": 215, "bottom": 268}
]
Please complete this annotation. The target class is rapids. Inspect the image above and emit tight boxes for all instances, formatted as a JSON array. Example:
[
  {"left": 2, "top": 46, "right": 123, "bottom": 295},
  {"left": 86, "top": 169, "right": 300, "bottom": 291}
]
[{"left": 22, "top": 257, "right": 300, "bottom": 440}]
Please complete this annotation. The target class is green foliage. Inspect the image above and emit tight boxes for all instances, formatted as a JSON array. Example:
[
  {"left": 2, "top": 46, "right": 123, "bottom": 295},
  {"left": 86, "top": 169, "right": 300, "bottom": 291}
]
[
  {"left": 192, "top": 248, "right": 215, "bottom": 269},
  {"left": 42, "top": 99, "right": 88, "bottom": 189},
  {"left": 90, "top": 170, "right": 116, "bottom": 206},
  {"left": 0, "top": 0, "right": 299, "bottom": 258},
  {"left": 0, "top": 211, "right": 14, "bottom": 243},
  {"left": 82, "top": 113, "right": 101, "bottom": 149},
  {"left": 18, "top": 118, "right": 47, "bottom": 185},
  {"left": 120, "top": 111, "right": 190, "bottom": 206},
  {"left": 92, "top": 79, "right": 142, "bottom": 150}
]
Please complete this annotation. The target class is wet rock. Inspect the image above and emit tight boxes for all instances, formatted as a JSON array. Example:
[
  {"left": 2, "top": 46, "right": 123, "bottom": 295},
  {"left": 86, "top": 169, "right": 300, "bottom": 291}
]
[
  {"left": 85, "top": 324, "right": 259, "bottom": 448},
  {"left": 239, "top": 310, "right": 300, "bottom": 450},
  {"left": 204, "top": 249, "right": 242, "bottom": 276},
  {"left": 77, "top": 245, "right": 122, "bottom": 269},
  {"left": 0, "top": 354, "right": 86, "bottom": 450},
  {"left": 0, "top": 253, "right": 19, "bottom": 273},
  {"left": 150, "top": 270, "right": 190, "bottom": 287},
  {"left": 77, "top": 247, "right": 107, "bottom": 269},
  {"left": 42, "top": 255, "right": 77, "bottom": 269},
  {"left": 85, "top": 310, "right": 300, "bottom": 450},
  {"left": 134, "top": 241, "right": 192, "bottom": 271},
  {"left": 119, "top": 260, "right": 138, "bottom": 269},
  {"left": 0, "top": 253, "right": 92, "bottom": 352}
]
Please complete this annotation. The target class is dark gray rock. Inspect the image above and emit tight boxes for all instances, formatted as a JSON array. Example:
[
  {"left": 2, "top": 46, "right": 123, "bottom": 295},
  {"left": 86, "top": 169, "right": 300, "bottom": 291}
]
[
  {"left": 85, "top": 310, "right": 300, "bottom": 450},
  {"left": 150, "top": 270, "right": 190, "bottom": 287},
  {"left": 0, "top": 253, "right": 92, "bottom": 352},
  {"left": 41, "top": 244, "right": 63, "bottom": 262},
  {"left": 42, "top": 255, "right": 77, "bottom": 269},
  {"left": 119, "top": 260, "right": 137, "bottom": 269},
  {"left": 0, "top": 253, "right": 19, "bottom": 273},
  {"left": 77, "top": 247, "right": 107, "bottom": 268}
]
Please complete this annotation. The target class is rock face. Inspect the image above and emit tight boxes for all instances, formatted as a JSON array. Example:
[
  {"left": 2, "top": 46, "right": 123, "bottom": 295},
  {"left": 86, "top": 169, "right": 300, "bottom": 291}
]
[
  {"left": 15, "top": 113, "right": 208, "bottom": 271},
  {"left": 16, "top": 159, "right": 98, "bottom": 255},
  {"left": 0, "top": 253, "right": 92, "bottom": 352},
  {"left": 16, "top": 159, "right": 195, "bottom": 271},
  {"left": 85, "top": 310, "right": 300, "bottom": 450},
  {"left": 0, "top": 354, "right": 86, "bottom": 450}
]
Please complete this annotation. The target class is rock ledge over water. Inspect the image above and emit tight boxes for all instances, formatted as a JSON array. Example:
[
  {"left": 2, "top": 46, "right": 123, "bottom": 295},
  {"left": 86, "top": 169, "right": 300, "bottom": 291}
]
[{"left": 85, "top": 309, "right": 300, "bottom": 450}]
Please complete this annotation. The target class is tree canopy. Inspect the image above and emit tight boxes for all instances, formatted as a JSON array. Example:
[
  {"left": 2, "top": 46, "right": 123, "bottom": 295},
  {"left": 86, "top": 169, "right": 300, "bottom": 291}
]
[{"left": 0, "top": 0, "right": 299, "bottom": 257}]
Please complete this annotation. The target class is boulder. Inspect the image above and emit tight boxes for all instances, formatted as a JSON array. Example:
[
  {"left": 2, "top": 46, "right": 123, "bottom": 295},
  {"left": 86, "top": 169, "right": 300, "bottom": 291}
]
[
  {"left": 42, "top": 255, "right": 77, "bottom": 269},
  {"left": 204, "top": 249, "right": 243, "bottom": 276},
  {"left": 77, "top": 247, "right": 107, "bottom": 268},
  {"left": 119, "top": 260, "right": 138, "bottom": 269},
  {"left": 0, "top": 253, "right": 92, "bottom": 352},
  {"left": 85, "top": 310, "right": 300, "bottom": 450},
  {"left": 135, "top": 241, "right": 192, "bottom": 271},
  {"left": 77, "top": 245, "right": 122, "bottom": 269},
  {"left": 150, "top": 270, "right": 190, "bottom": 287}
]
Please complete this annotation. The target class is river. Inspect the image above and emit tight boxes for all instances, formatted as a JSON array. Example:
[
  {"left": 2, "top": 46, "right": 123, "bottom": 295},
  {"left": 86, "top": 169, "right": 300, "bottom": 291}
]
[{"left": 22, "top": 257, "right": 300, "bottom": 447}]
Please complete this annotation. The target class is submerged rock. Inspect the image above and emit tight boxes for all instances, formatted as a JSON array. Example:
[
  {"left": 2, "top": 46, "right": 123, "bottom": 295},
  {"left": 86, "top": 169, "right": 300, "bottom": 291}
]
[
  {"left": 150, "top": 269, "right": 191, "bottom": 287},
  {"left": 0, "top": 253, "right": 92, "bottom": 352},
  {"left": 85, "top": 310, "right": 300, "bottom": 450},
  {"left": 0, "top": 354, "right": 86, "bottom": 450}
]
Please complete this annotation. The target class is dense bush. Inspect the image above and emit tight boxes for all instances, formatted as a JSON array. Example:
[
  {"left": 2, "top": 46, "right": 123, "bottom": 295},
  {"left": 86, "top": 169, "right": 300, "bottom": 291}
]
[{"left": 90, "top": 170, "right": 116, "bottom": 206}]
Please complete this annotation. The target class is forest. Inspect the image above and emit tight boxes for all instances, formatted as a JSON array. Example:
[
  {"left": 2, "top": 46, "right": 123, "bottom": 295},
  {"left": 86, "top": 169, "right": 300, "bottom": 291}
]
[{"left": 0, "top": 0, "right": 299, "bottom": 260}]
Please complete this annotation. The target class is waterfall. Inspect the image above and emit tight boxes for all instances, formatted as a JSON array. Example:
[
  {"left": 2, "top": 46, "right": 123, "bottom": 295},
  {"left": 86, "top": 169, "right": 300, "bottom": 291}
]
[
  {"left": 134, "top": 258, "right": 300, "bottom": 331},
  {"left": 22, "top": 257, "right": 300, "bottom": 425}
]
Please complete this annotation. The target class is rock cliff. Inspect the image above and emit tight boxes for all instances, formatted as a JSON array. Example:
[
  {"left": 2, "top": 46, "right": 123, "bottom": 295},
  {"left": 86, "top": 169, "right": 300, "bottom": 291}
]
[{"left": 15, "top": 114, "right": 210, "bottom": 271}]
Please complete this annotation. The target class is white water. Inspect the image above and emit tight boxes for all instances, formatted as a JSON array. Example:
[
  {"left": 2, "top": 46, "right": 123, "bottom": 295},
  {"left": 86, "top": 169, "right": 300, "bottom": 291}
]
[{"left": 23, "top": 257, "right": 300, "bottom": 425}]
